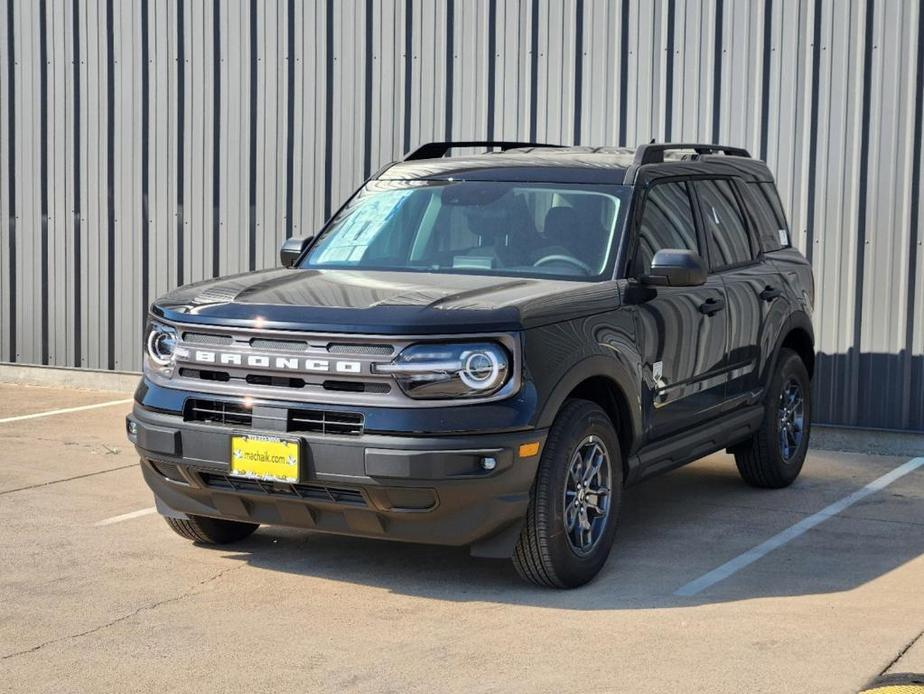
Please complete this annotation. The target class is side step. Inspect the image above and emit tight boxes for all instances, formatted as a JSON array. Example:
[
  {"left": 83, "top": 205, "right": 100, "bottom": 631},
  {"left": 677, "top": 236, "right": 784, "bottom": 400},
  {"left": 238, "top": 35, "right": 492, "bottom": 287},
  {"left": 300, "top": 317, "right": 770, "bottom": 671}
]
[{"left": 628, "top": 405, "right": 765, "bottom": 484}]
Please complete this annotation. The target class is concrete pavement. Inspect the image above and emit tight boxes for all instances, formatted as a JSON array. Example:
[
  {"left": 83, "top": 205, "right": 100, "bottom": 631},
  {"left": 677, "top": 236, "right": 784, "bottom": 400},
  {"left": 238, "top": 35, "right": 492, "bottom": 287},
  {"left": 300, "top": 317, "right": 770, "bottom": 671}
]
[{"left": 1, "top": 383, "right": 922, "bottom": 693}]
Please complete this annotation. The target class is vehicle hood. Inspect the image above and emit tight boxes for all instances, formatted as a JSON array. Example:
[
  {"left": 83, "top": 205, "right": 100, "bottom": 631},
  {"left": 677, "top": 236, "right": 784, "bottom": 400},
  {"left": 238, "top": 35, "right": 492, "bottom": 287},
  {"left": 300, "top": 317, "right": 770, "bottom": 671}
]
[{"left": 151, "top": 268, "right": 621, "bottom": 334}]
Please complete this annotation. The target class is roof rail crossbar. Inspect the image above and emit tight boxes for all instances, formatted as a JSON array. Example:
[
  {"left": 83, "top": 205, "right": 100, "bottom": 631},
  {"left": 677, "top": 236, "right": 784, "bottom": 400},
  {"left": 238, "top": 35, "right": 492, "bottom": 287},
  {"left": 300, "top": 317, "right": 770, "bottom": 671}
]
[
  {"left": 633, "top": 143, "right": 751, "bottom": 166},
  {"left": 403, "top": 141, "right": 563, "bottom": 161}
]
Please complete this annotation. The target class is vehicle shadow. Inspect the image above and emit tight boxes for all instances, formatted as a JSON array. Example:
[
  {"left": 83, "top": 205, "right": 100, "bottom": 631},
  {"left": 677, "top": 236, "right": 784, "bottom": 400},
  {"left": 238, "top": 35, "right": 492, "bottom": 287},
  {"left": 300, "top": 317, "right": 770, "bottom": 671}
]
[{"left": 208, "top": 452, "right": 924, "bottom": 610}]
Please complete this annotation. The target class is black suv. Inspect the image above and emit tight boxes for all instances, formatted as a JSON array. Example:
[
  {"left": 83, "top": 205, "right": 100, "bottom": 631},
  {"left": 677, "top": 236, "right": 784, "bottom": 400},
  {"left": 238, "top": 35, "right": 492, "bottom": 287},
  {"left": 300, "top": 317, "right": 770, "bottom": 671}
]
[{"left": 127, "top": 142, "right": 814, "bottom": 588}]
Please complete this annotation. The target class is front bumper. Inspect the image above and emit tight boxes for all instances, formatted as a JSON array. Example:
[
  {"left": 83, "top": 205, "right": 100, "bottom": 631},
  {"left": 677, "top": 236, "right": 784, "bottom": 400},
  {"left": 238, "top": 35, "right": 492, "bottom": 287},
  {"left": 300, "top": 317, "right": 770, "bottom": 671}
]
[{"left": 128, "top": 405, "right": 546, "bottom": 558}]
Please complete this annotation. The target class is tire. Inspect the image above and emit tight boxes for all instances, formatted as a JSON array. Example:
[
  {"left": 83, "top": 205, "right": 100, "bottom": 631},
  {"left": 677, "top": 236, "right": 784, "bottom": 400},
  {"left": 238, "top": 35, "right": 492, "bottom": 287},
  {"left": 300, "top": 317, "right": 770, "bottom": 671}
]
[
  {"left": 513, "top": 399, "right": 623, "bottom": 588},
  {"left": 164, "top": 514, "right": 259, "bottom": 545},
  {"left": 733, "top": 348, "right": 812, "bottom": 489}
]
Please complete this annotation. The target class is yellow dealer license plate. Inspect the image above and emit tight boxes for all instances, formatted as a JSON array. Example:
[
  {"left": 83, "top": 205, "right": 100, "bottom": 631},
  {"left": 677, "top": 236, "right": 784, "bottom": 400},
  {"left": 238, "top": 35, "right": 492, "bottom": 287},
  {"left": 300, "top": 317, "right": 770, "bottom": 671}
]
[{"left": 230, "top": 434, "right": 300, "bottom": 483}]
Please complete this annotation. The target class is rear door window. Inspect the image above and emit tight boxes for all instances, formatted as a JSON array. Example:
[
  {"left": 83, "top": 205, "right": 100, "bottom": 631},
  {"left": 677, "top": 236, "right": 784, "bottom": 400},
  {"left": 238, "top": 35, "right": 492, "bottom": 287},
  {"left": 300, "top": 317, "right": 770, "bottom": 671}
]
[
  {"left": 694, "top": 179, "right": 755, "bottom": 270},
  {"left": 740, "top": 182, "right": 790, "bottom": 252}
]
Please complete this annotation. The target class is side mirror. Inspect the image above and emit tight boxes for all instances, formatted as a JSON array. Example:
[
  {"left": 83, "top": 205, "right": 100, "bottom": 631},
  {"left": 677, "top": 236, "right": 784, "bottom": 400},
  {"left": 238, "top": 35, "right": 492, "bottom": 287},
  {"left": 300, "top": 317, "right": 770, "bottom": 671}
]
[
  {"left": 279, "top": 235, "right": 315, "bottom": 268},
  {"left": 641, "top": 249, "right": 707, "bottom": 287}
]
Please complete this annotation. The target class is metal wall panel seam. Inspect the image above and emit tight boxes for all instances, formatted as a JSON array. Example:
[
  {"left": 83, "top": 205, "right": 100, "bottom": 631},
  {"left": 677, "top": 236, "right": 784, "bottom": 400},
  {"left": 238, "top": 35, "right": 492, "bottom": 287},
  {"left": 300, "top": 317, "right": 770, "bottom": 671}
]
[
  {"left": 284, "top": 0, "right": 294, "bottom": 238},
  {"left": 905, "top": 0, "right": 924, "bottom": 429},
  {"left": 247, "top": 0, "right": 256, "bottom": 270},
  {"left": 0, "top": 0, "right": 8, "bottom": 361},
  {"left": 210, "top": 0, "right": 219, "bottom": 274},
  {"left": 4, "top": 0, "right": 16, "bottom": 362},
  {"left": 71, "top": 0, "right": 82, "bottom": 364},
  {"left": 40, "top": 0, "right": 49, "bottom": 364},
  {"left": 322, "top": 0, "right": 332, "bottom": 217}
]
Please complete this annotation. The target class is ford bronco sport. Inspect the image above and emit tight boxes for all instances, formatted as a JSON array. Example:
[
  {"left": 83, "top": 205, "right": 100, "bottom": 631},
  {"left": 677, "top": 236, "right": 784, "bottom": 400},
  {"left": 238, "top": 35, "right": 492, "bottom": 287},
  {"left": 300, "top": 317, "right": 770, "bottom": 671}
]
[{"left": 127, "top": 141, "right": 814, "bottom": 588}]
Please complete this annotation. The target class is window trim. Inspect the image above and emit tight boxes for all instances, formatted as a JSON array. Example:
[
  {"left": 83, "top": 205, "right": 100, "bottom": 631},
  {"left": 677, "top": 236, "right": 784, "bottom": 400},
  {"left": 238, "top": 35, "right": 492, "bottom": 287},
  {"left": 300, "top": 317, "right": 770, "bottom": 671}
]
[{"left": 689, "top": 176, "right": 763, "bottom": 274}]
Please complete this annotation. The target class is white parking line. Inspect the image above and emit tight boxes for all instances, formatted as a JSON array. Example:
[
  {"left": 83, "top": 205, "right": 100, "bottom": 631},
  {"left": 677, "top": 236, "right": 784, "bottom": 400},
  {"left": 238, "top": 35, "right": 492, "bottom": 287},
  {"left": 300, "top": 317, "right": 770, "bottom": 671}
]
[
  {"left": 95, "top": 507, "right": 157, "bottom": 527},
  {"left": 674, "top": 457, "right": 924, "bottom": 597},
  {"left": 0, "top": 399, "right": 133, "bottom": 424}
]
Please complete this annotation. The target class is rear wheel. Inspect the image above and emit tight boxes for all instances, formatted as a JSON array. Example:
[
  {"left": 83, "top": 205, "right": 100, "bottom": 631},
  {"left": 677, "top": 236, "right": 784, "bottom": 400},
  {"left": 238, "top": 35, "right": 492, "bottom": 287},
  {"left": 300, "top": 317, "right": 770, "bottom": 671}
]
[
  {"left": 733, "top": 348, "right": 811, "bottom": 488},
  {"left": 513, "top": 399, "right": 623, "bottom": 588},
  {"left": 164, "top": 515, "right": 259, "bottom": 544}
]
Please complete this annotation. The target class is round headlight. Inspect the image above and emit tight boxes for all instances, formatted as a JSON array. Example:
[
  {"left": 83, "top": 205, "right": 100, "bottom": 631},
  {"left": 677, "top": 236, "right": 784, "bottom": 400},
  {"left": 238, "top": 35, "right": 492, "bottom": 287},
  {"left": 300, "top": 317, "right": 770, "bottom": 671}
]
[
  {"left": 375, "top": 341, "right": 511, "bottom": 399},
  {"left": 146, "top": 325, "right": 177, "bottom": 366},
  {"left": 459, "top": 348, "right": 502, "bottom": 390}
]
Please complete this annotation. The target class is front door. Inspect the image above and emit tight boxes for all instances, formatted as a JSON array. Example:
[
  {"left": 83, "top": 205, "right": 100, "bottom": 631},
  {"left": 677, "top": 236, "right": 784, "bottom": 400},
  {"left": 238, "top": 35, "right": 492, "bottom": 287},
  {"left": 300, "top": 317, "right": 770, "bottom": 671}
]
[{"left": 624, "top": 180, "right": 729, "bottom": 441}]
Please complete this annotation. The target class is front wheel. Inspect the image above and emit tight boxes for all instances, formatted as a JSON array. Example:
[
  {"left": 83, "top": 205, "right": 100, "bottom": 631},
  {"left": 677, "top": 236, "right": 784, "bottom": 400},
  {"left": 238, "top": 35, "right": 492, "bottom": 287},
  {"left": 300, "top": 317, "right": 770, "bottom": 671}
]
[
  {"left": 164, "top": 514, "right": 259, "bottom": 544},
  {"left": 733, "top": 348, "right": 812, "bottom": 488},
  {"left": 513, "top": 399, "right": 623, "bottom": 588}
]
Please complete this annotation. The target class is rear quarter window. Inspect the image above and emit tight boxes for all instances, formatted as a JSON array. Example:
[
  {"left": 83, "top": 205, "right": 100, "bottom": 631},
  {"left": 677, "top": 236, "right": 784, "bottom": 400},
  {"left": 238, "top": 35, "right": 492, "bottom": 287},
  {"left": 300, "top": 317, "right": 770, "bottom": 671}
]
[{"left": 746, "top": 182, "right": 791, "bottom": 252}]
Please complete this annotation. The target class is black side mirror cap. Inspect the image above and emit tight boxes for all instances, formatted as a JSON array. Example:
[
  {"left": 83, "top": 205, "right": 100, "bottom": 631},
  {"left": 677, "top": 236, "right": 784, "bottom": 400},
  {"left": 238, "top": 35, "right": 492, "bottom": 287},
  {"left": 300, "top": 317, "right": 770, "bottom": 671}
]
[
  {"left": 279, "top": 235, "right": 315, "bottom": 268},
  {"left": 640, "top": 249, "right": 708, "bottom": 287}
]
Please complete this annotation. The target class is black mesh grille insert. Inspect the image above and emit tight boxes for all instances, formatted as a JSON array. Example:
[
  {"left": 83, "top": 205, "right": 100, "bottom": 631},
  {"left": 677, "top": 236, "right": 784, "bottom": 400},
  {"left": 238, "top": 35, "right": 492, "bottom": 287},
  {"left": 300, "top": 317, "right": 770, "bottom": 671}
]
[
  {"left": 246, "top": 374, "right": 307, "bottom": 389},
  {"left": 179, "top": 368, "right": 231, "bottom": 382},
  {"left": 183, "top": 332, "right": 234, "bottom": 346},
  {"left": 199, "top": 472, "right": 367, "bottom": 506},
  {"left": 322, "top": 380, "right": 390, "bottom": 394},
  {"left": 288, "top": 408, "right": 365, "bottom": 435},
  {"left": 327, "top": 343, "right": 394, "bottom": 355},
  {"left": 184, "top": 400, "right": 364, "bottom": 436},
  {"left": 184, "top": 400, "right": 252, "bottom": 426},
  {"left": 250, "top": 338, "right": 309, "bottom": 351},
  {"left": 149, "top": 461, "right": 187, "bottom": 483}
]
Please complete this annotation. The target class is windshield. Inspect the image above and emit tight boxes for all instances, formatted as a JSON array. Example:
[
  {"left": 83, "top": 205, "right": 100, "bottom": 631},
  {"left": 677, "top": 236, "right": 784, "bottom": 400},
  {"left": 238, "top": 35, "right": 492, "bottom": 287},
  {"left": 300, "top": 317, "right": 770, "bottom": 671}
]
[{"left": 300, "top": 180, "right": 631, "bottom": 280}]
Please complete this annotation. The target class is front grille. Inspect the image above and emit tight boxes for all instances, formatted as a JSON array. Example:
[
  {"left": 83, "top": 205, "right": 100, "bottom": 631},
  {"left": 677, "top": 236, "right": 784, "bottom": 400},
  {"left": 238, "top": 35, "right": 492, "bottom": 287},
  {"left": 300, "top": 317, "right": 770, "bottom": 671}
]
[
  {"left": 183, "top": 332, "right": 233, "bottom": 346},
  {"left": 199, "top": 472, "right": 367, "bottom": 506},
  {"left": 327, "top": 342, "right": 394, "bottom": 356},
  {"left": 246, "top": 374, "right": 307, "bottom": 389},
  {"left": 250, "top": 337, "right": 309, "bottom": 351},
  {"left": 288, "top": 408, "right": 364, "bottom": 435},
  {"left": 185, "top": 400, "right": 252, "bottom": 426},
  {"left": 179, "top": 367, "right": 231, "bottom": 382},
  {"left": 150, "top": 461, "right": 188, "bottom": 483},
  {"left": 184, "top": 399, "right": 364, "bottom": 435},
  {"left": 322, "top": 380, "right": 390, "bottom": 394}
]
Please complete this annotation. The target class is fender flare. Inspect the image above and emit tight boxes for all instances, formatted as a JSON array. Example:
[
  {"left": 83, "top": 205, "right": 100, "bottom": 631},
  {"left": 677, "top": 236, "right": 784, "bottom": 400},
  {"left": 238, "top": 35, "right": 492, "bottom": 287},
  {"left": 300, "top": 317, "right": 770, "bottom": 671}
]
[
  {"left": 762, "top": 310, "right": 815, "bottom": 387},
  {"left": 535, "top": 353, "right": 643, "bottom": 456}
]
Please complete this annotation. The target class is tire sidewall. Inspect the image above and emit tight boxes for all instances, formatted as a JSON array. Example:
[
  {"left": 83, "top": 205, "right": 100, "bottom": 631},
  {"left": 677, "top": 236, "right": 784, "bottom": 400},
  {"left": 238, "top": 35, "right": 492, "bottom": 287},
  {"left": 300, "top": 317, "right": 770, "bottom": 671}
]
[
  {"left": 766, "top": 349, "right": 812, "bottom": 478},
  {"left": 540, "top": 403, "right": 623, "bottom": 586}
]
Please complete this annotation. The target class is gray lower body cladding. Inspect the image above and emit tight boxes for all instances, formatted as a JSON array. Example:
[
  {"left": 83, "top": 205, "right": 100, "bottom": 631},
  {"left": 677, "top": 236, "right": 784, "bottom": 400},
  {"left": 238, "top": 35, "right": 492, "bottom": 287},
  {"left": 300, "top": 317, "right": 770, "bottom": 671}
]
[{"left": 129, "top": 405, "right": 546, "bottom": 558}]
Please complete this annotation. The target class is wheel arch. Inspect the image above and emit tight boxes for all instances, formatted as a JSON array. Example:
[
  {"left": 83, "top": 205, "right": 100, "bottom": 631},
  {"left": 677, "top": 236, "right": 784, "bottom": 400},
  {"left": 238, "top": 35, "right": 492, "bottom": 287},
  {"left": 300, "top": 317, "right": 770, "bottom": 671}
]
[
  {"left": 772, "top": 311, "right": 815, "bottom": 381},
  {"left": 536, "top": 355, "right": 643, "bottom": 468}
]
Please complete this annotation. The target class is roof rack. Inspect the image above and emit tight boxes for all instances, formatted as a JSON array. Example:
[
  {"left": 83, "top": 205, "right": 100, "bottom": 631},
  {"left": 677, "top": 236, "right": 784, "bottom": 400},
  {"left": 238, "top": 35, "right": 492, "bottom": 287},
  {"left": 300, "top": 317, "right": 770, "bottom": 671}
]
[
  {"left": 633, "top": 143, "right": 751, "bottom": 166},
  {"left": 403, "top": 140, "right": 563, "bottom": 161}
]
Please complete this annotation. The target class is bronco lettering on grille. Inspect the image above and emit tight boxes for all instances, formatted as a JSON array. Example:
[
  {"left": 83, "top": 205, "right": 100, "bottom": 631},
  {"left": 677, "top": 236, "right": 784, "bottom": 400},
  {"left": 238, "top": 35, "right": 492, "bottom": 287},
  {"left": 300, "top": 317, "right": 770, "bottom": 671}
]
[{"left": 182, "top": 349, "right": 362, "bottom": 374}]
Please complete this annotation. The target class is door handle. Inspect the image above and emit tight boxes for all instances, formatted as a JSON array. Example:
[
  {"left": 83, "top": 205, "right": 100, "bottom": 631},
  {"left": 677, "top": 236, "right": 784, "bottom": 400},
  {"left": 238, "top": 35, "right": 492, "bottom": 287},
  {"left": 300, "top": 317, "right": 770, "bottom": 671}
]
[
  {"left": 699, "top": 296, "right": 726, "bottom": 316},
  {"left": 759, "top": 285, "right": 782, "bottom": 301}
]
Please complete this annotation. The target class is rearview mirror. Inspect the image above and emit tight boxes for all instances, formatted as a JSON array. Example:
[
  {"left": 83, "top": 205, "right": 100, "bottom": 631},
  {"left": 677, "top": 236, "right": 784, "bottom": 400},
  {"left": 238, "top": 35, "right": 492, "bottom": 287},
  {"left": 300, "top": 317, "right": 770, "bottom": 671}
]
[
  {"left": 279, "top": 235, "right": 315, "bottom": 268},
  {"left": 640, "top": 249, "right": 707, "bottom": 287}
]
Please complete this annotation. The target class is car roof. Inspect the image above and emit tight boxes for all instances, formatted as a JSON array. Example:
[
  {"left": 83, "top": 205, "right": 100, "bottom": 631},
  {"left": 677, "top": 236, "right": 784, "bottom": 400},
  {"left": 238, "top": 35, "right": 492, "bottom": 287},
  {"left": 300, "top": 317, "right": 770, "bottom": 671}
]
[{"left": 376, "top": 144, "right": 776, "bottom": 186}]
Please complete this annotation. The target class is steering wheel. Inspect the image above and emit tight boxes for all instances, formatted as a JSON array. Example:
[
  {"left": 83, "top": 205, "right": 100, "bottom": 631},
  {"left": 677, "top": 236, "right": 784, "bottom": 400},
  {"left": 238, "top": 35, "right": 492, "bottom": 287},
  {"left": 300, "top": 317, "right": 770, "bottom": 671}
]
[{"left": 533, "top": 254, "right": 594, "bottom": 275}]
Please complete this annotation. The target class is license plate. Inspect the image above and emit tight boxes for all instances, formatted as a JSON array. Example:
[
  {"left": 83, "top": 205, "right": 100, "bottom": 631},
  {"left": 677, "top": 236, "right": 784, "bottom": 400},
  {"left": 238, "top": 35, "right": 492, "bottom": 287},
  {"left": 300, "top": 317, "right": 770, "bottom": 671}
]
[{"left": 230, "top": 434, "right": 300, "bottom": 483}]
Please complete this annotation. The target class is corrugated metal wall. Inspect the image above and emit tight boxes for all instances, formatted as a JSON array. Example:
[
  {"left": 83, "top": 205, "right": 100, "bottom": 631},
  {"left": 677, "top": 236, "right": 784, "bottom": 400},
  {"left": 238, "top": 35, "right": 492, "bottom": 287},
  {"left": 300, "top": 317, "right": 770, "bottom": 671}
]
[{"left": 0, "top": 0, "right": 922, "bottom": 431}]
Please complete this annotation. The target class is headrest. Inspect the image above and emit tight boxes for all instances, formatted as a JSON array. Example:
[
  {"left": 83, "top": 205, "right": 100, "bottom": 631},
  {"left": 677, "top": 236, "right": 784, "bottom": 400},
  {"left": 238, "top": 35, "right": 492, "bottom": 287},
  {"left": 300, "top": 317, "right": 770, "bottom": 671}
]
[{"left": 543, "top": 206, "right": 582, "bottom": 243}]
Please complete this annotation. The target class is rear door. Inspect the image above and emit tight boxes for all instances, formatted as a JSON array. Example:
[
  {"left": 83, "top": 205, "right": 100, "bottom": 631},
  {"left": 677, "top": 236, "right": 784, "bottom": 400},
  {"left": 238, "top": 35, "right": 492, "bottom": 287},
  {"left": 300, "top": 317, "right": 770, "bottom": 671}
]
[
  {"left": 692, "top": 178, "right": 788, "bottom": 408},
  {"left": 624, "top": 180, "right": 729, "bottom": 441}
]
